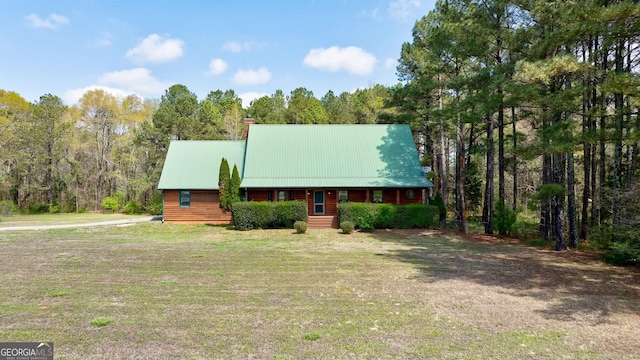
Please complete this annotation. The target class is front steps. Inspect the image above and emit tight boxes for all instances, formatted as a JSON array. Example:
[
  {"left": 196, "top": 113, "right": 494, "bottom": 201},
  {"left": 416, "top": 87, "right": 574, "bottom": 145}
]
[{"left": 307, "top": 216, "right": 339, "bottom": 229}]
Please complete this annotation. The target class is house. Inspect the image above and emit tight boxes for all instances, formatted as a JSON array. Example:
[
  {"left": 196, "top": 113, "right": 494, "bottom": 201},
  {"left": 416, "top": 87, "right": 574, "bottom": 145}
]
[{"left": 157, "top": 118, "right": 434, "bottom": 228}]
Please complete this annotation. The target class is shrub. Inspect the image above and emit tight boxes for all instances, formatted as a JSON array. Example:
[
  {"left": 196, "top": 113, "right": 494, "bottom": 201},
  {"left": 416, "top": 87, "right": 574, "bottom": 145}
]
[
  {"left": 512, "top": 221, "right": 539, "bottom": 242},
  {"left": 294, "top": 221, "right": 308, "bottom": 234},
  {"left": 101, "top": 196, "right": 120, "bottom": 212},
  {"left": 27, "top": 203, "right": 49, "bottom": 214},
  {"left": 432, "top": 192, "right": 447, "bottom": 225},
  {"left": 602, "top": 228, "right": 640, "bottom": 267},
  {"left": 146, "top": 192, "right": 163, "bottom": 215},
  {"left": 0, "top": 200, "right": 18, "bottom": 216},
  {"left": 374, "top": 204, "right": 397, "bottom": 229},
  {"left": 338, "top": 202, "right": 376, "bottom": 231},
  {"left": 231, "top": 201, "right": 308, "bottom": 231},
  {"left": 49, "top": 205, "right": 60, "bottom": 214},
  {"left": 230, "top": 202, "right": 256, "bottom": 231},
  {"left": 495, "top": 199, "right": 517, "bottom": 236},
  {"left": 603, "top": 241, "right": 639, "bottom": 267},
  {"left": 338, "top": 203, "right": 439, "bottom": 230},
  {"left": 273, "top": 201, "right": 295, "bottom": 228},
  {"left": 340, "top": 221, "right": 355, "bottom": 234},
  {"left": 123, "top": 201, "right": 143, "bottom": 214}
]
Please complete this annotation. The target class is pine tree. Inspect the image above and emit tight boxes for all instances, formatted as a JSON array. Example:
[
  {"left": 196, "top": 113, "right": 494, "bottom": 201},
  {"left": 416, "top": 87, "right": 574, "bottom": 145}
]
[
  {"left": 229, "top": 164, "right": 242, "bottom": 208},
  {"left": 218, "top": 158, "right": 230, "bottom": 211}
]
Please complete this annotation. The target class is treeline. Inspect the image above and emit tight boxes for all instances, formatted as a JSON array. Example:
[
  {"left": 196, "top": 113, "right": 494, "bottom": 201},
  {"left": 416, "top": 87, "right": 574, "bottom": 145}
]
[
  {"left": 0, "top": 84, "right": 396, "bottom": 214},
  {"left": 396, "top": 0, "right": 639, "bottom": 255}
]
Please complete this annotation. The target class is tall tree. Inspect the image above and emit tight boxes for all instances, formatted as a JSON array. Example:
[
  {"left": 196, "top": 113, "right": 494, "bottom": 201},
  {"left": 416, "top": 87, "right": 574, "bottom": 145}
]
[
  {"left": 153, "top": 84, "right": 199, "bottom": 141},
  {"left": 16, "top": 94, "right": 70, "bottom": 209},
  {"left": 218, "top": 158, "right": 230, "bottom": 211},
  {"left": 286, "top": 87, "right": 328, "bottom": 124}
]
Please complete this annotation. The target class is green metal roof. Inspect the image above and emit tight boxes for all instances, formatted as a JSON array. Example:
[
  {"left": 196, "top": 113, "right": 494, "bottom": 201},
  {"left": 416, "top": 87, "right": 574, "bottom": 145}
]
[
  {"left": 240, "top": 124, "right": 433, "bottom": 188},
  {"left": 157, "top": 140, "right": 246, "bottom": 190}
]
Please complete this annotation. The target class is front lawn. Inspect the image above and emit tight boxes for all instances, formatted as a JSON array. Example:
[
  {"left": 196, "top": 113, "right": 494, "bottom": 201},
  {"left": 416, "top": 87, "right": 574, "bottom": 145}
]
[{"left": 0, "top": 223, "right": 637, "bottom": 359}]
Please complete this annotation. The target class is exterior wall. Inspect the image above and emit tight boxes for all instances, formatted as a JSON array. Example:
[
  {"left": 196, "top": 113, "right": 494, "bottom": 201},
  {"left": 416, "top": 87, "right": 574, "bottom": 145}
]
[
  {"left": 163, "top": 190, "right": 231, "bottom": 224},
  {"left": 245, "top": 187, "right": 425, "bottom": 217}
]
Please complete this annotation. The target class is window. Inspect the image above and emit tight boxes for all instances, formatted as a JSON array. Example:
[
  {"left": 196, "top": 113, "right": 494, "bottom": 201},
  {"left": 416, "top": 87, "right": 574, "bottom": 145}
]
[
  {"left": 372, "top": 190, "right": 383, "bottom": 203},
  {"left": 179, "top": 190, "right": 191, "bottom": 207},
  {"left": 278, "top": 190, "right": 287, "bottom": 202},
  {"left": 289, "top": 190, "right": 295, "bottom": 200},
  {"left": 405, "top": 189, "right": 416, "bottom": 200},
  {"left": 338, "top": 190, "right": 349, "bottom": 203},
  {"left": 267, "top": 191, "right": 273, "bottom": 202}
]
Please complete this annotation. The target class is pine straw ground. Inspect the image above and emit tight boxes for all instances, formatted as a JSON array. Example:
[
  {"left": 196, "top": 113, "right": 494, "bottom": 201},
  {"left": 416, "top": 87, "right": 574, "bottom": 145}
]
[{"left": 0, "top": 222, "right": 638, "bottom": 359}]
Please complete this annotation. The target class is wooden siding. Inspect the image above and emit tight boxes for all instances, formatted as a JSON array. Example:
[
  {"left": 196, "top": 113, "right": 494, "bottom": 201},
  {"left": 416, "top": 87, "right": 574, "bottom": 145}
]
[{"left": 163, "top": 190, "right": 231, "bottom": 224}]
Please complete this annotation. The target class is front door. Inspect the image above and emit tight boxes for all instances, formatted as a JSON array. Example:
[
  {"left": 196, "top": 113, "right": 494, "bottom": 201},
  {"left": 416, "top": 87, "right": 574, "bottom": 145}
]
[{"left": 313, "top": 191, "right": 325, "bottom": 215}]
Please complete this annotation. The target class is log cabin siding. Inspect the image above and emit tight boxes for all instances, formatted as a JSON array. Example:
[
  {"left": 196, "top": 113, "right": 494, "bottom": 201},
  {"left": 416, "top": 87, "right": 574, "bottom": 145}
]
[{"left": 163, "top": 190, "right": 231, "bottom": 224}]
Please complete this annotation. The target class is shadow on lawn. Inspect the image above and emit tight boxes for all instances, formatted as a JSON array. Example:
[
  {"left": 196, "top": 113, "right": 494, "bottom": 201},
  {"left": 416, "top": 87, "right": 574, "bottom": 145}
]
[{"left": 370, "top": 229, "right": 640, "bottom": 324}]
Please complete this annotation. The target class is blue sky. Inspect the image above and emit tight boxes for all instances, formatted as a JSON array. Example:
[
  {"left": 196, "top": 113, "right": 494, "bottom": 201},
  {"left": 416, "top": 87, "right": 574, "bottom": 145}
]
[{"left": 0, "top": 0, "right": 436, "bottom": 107}]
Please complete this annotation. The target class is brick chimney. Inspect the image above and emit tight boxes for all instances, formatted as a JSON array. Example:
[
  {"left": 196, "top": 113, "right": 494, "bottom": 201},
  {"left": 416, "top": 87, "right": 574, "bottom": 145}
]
[{"left": 242, "top": 115, "right": 256, "bottom": 140}]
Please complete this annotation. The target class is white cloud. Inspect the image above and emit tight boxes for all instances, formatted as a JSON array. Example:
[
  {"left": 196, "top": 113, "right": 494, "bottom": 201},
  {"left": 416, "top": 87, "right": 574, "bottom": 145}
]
[
  {"left": 303, "top": 46, "right": 377, "bottom": 75},
  {"left": 125, "top": 34, "right": 184, "bottom": 64},
  {"left": 232, "top": 67, "right": 272, "bottom": 86},
  {"left": 388, "top": 0, "right": 422, "bottom": 21},
  {"left": 384, "top": 58, "right": 397, "bottom": 69},
  {"left": 223, "top": 41, "right": 254, "bottom": 53},
  {"left": 95, "top": 32, "right": 112, "bottom": 47},
  {"left": 63, "top": 85, "right": 137, "bottom": 106},
  {"left": 97, "top": 67, "right": 169, "bottom": 94},
  {"left": 207, "top": 58, "right": 228, "bottom": 76},
  {"left": 360, "top": 7, "right": 381, "bottom": 19},
  {"left": 25, "top": 13, "right": 69, "bottom": 29},
  {"left": 239, "top": 92, "right": 268, "bottom": 108}
]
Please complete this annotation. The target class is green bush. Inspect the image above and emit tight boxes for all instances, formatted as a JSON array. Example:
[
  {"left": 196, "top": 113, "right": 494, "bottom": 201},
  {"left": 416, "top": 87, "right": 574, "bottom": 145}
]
[
  {"left": 28, "top": 203, "right": 49, "bottom": 214},
  {"left": 374, "top": 204, "right": 397, "bottom": 229},
  {"left": 511, "top": 221, "right": 539, "bottom": 242},
  {"left": 49, "top": 205, "right": 60, "bottom": 214},
  {"left": 495, "top": 199, "right": 517, "bottom": 236},
  {"left": 294, "top": 221, "right": 308, "bottom": 234},
  {"left": 397, "top": 204, "right": 439, "bottom": 229},
  {"left": 0, "top": 200, "right": 18, "bottom": 216},
  {"left": 101, "top": 196, "right": 120, "bottom": 212},
  {"left": 230, "top": 202, "right": 256, "bottom": 230},
  {"left": 340, "top": 221, "right": 355, "bottom": 234},
  {"left": 338, "top": 202, "right": 377, "bottom": 231},
  {"left": 231, "top": 201, "right": 308, "bottom": 231},
  {"left": 603, "top": 241, "right": 639, "bottom": 267},
  {"left": 273, "top": 201, "right": 295, "bottom": 228},
  {"left": 602, "top": 229, "right": 640, "bottom": 267},
  {"left": 146, "top": 192, "right": 163, "bottom": 215},
  {"left": 338, "top": 203, "right": 439, "bottom": 231},
  {"left": 123, "top": 201, "right": 143, "bottom": 214},
  {"left": 432, "top": 192, "right": 447, "bottom": 224}
]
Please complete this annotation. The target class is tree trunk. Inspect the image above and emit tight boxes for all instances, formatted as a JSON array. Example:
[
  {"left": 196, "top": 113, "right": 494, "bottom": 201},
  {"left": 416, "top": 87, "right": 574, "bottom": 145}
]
[
  {"left": 568, "top": 152, "right": 578, "bottom": 248},
  {"left": 553, "top": 152, "right": 566, "bottom": 251},
  {"left": 512, "top": 106, "right": 517, "bottom": 211},
  {"left": 498, "top": 97, "right": 505, "bottom": 204},
  {"left": 580, "top": 42, "right": 591, "bottom": 240},
  {"left": 438, "top": 79, "right": 447, "bottom": 205},
  {"left": 483, "top": 113, "right": 494, "bottom": 234},
  {"left": 612, "top": 39, "right": 624, "bottom": 226},
  {"left": 456, "top": 115, "right": 467, "bottom": 233}
]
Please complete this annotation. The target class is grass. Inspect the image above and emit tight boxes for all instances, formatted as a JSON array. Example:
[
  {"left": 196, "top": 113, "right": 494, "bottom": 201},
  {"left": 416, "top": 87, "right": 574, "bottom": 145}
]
[
  {"left": 0, "top": 221, "right": 638, "bottom": 359},
  {"left": 0, "top": 212, "right": 150, "bottom": 227},
  {"left": 89, "top": 317, "right": 115, "bottom": 327}
]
